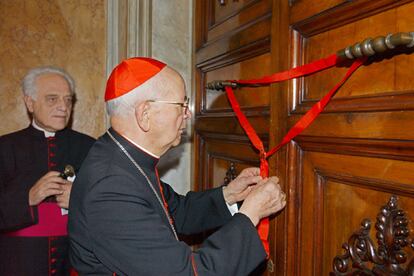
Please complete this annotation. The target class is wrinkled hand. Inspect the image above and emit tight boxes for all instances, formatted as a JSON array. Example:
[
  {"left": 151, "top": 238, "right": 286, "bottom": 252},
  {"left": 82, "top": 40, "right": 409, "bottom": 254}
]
[
  {"left": 55, "top": 181, "right": 72, "bottom": 209},
  {"left": 28, "top": 171, "right": 68, "bottom": 206},
  {"left": 239, "top": 176, "right": 286, "bottom": 226},
  {"left": 223, "top": 167, "right": 263, "bottom": 205}
]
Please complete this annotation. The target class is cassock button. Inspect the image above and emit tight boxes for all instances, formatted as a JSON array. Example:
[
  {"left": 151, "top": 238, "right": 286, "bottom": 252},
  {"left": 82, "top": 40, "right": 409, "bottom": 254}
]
[
  {"left": 51, "top": 258, "right": 57, "bottom": 264},
  {"left": 50, "top": 247, "right": 57, "bottom": 253},
  {"left": 51, "top": 269, "right": 57, "bottom": 274}
]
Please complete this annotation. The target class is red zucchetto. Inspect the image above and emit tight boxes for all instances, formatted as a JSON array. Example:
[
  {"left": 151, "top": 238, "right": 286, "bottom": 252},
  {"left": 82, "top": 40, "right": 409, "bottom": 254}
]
[{"left": 104, "top": 57, "right": 166, "bottom": 102}]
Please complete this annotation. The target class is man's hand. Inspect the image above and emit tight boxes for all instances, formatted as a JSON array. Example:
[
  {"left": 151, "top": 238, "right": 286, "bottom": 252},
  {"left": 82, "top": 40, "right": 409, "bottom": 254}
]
[
  {"left": 239, "top": 176, "right": 286, "bottom": 226},
  {"left": 28, "top": 171, "right": 68, "bottom": 206},
  {"left": 55, "top": 181, "right": 72, "bottom": 209},
  {"left": 223, "top": 167, "right": 263, "bottom": 205}
]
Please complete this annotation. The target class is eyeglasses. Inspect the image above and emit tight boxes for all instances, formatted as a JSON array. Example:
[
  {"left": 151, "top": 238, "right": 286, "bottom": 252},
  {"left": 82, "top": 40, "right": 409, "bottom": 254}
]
[{"left": 147, "top": 96, "right": 190, "bottom": 114}]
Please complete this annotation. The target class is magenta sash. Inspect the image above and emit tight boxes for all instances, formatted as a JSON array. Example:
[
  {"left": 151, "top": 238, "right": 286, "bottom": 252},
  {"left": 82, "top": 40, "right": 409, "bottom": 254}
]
[{"left": 6, "top": 202, "right": 68, "bottom": 237}]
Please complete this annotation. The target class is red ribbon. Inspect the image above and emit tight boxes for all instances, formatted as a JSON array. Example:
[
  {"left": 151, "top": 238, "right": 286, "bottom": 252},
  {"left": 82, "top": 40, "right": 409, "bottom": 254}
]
[{"left": 225, "top": 55, "right": 366, "bottom": 256}]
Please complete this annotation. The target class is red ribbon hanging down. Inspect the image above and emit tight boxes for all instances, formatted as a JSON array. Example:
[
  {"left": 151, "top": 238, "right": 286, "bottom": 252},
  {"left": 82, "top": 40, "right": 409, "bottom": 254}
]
[{"left": 225, "top": 55, "right": 367, "bottom": 257}]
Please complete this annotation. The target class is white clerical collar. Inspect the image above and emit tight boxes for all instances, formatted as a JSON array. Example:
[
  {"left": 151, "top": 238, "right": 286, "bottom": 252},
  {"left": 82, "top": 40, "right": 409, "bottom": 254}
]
[
  {"left": 120, "top": 134, "right": 160, "bottom": 159},
  {"left": 32, "top": 120, "right": 55, "bottom": 138}
]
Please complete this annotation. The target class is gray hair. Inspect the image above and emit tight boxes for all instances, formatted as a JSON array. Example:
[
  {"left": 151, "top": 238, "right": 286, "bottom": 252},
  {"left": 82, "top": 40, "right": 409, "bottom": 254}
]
[
  {"left": 106, "top": 86, "right": 146, "bottom": 117},
  {"left": 22, "top": 66, "right": 75, "bottom": 99},
  {"left": 106, "top": 67, "right": 172, "bottom": 117}
]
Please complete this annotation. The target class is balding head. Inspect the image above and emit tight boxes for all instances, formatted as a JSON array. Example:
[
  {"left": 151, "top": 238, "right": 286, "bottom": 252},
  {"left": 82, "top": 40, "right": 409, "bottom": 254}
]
[
  {"left": 107, "top": 65, "right": 190, "bottom": 156},
  {"left": 106, "top": 66, "right": 184, "bottom": 118}
]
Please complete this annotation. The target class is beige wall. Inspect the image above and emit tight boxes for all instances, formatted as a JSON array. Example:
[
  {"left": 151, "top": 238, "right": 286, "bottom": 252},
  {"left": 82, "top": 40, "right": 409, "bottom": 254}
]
[{"left": 0, "top": 0, "right": 107, "bottom": 138}]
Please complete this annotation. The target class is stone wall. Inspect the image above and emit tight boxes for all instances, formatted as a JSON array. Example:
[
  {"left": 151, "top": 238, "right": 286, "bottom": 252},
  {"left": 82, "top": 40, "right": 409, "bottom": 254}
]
[{"left": 0, "top": 0, "right": 106, "bottom": 138}]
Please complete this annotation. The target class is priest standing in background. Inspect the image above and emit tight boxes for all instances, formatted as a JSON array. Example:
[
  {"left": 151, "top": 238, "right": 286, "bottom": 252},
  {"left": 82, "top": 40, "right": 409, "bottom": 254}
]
[
  {"left": 0, "top": 66, "right": 95, "bottom": 276},
  {"left": 69, "top": 57, "right": 286, "bottom": 275}
]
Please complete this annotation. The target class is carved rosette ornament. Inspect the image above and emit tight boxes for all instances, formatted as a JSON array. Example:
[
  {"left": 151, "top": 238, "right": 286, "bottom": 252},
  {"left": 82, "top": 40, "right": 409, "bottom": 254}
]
[
  {"left": 331, "top": 196, "right": 414, "bottom": 275},
  {"left": 223, "top": 162, "right": 237, "bottom": 185}
]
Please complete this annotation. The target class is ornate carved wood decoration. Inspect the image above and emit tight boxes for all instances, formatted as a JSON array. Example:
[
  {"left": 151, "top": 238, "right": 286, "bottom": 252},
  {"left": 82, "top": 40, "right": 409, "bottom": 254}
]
[
  {"left": 223, "top": 162, "right": 237, "bottom": 185},
  {"left": 331, "top": 196, "right": 414, "bottom": 275}
]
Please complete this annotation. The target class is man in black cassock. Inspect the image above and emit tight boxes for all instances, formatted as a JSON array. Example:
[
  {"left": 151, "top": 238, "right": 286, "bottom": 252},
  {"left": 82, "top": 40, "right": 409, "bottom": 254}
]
[
  {"left": 0, "top": 67, "right": 95, "bottom": 276},
  {"left": 68, "top": 57, "right": 286, "bottom": 275}
]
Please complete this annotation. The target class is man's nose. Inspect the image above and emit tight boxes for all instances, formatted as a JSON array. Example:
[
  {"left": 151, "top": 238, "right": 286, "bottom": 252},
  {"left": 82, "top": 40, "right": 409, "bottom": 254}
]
[{"left": 56, "top": 98, "right": 70, "bottom": 111}]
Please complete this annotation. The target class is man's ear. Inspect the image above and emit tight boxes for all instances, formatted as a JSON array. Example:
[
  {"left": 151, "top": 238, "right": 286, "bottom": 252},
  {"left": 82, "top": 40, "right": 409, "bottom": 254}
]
[
  {"left": 23, "top": 95, "right": 34, "bottom": 113},
  {"left": 135, "top": 101, "right": 151, "bottom": 132}
]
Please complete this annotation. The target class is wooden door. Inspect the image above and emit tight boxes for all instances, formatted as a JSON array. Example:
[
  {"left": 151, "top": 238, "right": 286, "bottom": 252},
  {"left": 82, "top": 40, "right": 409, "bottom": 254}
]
[
  {"left": 280, "top": 1, "right": 414, "bottom": 275},
  {"left": 194, "top": 0, "right": 414, "bottom": 275},
  {"left": 194, "top": 0, "right": 274, "bottom": 273}
]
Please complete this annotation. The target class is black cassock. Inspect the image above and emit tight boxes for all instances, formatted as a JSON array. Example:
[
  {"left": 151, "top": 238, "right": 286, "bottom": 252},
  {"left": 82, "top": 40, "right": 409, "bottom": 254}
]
[
  {"left": 0, "top": 125, "right": 95, "bottom": 276},
  {"left": 69, "top": 128, "right": 266, "bottom": 276}
]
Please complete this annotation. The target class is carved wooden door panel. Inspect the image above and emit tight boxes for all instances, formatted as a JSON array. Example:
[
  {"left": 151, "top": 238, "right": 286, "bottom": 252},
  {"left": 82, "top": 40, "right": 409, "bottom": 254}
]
[
  {"left": 194, "top": 1, "right": 414, "bottom": 276},
  {"left": 194, "top": 0, "right": 275, "bottom": 274},
  {"left": 277, "top": 1, "right": 414, "bottom": 275}
]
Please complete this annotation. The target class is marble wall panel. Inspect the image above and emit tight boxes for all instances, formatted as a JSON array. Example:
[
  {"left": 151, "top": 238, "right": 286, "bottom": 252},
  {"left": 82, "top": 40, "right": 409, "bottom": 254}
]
[
  {"left": 0, "top": 0, "right": 106, "bottom": 138},
  {"left": 152, "top": 0, "right": 193, "bottom": 194}
]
